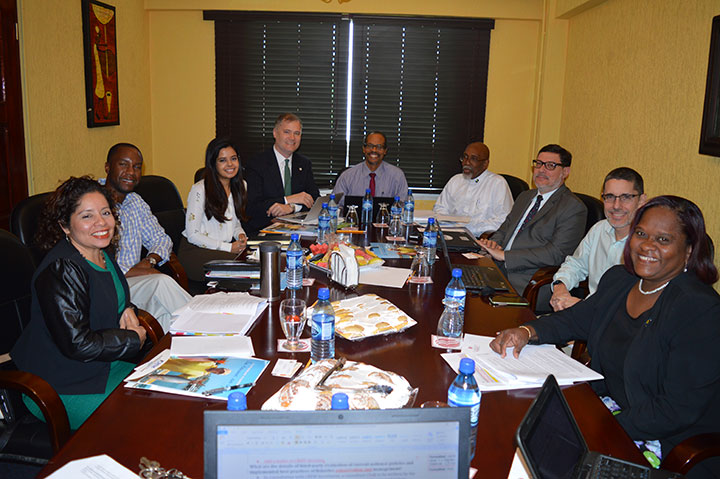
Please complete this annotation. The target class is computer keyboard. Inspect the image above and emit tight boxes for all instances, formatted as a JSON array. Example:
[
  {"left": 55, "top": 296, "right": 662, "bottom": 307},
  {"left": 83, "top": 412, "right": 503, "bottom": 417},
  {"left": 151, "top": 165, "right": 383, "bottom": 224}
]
[
  {"left": 452, "top": 263, "right": 509, "bottom": 292},
  {"left": 587, "top": 456, "right": 650, "bottom": 479}
]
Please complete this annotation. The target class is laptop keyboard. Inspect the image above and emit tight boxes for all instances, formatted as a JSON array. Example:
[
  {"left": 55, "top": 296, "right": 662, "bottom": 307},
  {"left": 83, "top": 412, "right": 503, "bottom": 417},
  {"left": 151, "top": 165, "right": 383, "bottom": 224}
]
[
  {"left": 583, "top": 456, "right": 650, "bottom": 479},
  {"left": 452, "top": 263, "right": 509, "bottom": 292}
]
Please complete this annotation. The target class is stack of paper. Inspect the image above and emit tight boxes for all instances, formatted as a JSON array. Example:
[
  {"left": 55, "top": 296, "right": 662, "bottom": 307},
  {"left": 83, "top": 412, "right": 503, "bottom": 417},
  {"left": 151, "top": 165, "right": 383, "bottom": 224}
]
[
  {"left": 442, "top": 334, "right": 603, "bottom": 391},
  {"left": 171, "top": 292, "right": 268, "bottom": 335}
]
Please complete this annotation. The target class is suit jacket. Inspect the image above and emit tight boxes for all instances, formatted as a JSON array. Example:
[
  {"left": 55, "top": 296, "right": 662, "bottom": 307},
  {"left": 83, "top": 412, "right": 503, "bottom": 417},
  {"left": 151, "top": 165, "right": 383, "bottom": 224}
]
[
  {"left": 11, "top": 240, "right": 142, "bottom": 394},
  {"left": 490, "top": 184, "right": 586, "bottom": 294},
  {"left": 531, "top": 266, "right": 720, "bottom": 470},
  {"left": 245, "top": 148, "right": 320, "bottom": 234}
]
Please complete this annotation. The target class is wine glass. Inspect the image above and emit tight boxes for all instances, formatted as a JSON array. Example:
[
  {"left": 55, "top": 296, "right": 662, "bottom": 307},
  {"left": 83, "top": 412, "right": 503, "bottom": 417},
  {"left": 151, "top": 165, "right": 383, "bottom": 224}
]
[
  {"left": 389, "top": 213, "right": 402, "bottom": 238},
  {"left": 346, "top": 205, "right": 360, "bottom": 228},
  {"left": 279, "top": 298, "right": 308, "bottom": 351},
  {"left": 409, "top": 246, "right": 430, "bottom": 280},
  {"left": 376, "top": 203, "right": 390, "bottom": 226}
]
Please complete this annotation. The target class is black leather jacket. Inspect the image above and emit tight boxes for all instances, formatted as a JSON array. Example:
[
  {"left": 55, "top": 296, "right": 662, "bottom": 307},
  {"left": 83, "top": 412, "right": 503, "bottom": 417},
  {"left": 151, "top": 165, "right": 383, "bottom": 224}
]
[{"left": 11, "top": 239, "right": 142, "bottom": 394}]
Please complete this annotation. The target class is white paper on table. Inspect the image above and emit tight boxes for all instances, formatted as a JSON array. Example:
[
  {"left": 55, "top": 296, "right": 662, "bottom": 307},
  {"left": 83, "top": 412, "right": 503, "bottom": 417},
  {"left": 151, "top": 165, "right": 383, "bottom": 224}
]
[
  {"left": 414, "top": 209, "right": 471, "bottom": 225},
  {"left": 359, "top": 266, "right": 411, "bottom": 288},
  {"left": 507, "top": 449, "right": 531, "bottom": 479},
  {"left": 125, "top": 350, "right": 172, "bottom": 382},
  {"left": 174, "top": 291, "right": 267, "bottom": 315},
  {"left": 442, "top": 334, "right": 603, "bottom": 391},
  {"left": 46, "top": 454, "right": 137, "bottom": 478},
  {"left": 170, "top": 335, "right": 255, "bottom": 357},
  {"left": 170, "top": 310, "right": 263, "bottom": 335}
]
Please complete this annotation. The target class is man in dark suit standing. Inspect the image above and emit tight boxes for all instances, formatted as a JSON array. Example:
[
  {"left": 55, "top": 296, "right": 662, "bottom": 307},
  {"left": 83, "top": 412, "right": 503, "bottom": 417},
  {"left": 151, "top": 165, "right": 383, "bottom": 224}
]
[
  {"left": 245, "top": 113, "right": 320, "bottom": 233},
  {"left": 478, "top": 144, "right": 586, "bottom": 295}
]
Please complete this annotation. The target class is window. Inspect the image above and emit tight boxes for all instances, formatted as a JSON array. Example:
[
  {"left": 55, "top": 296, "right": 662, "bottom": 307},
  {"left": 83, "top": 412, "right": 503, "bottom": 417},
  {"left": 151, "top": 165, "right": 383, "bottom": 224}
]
[{"left": 206, "top": 11, "right": 493, "bottom": 191}]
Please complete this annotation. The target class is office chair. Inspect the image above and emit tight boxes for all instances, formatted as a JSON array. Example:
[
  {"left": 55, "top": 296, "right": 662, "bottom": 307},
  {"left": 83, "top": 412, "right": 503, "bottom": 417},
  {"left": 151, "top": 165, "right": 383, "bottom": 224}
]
[
  {"left": 133, "top": 175, "right": 190, "bottom": 291},
  {"left": 194, "top": 167, "right": 205, "bottom": 183},
  {"left": 500, "top": 174, "right": 530, "bottom": 201},
  {"left": 0, "top": 229, "right": 163, "bottom": 464},
  {"left": 10, "top": 192, "right": 52, "bottom": 267}
]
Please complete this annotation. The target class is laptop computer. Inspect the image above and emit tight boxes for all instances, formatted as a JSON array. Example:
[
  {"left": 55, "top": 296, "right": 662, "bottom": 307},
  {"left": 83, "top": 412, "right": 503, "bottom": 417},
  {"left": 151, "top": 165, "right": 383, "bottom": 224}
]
[
  {"left": 438, "top": 227, "right": 510, "bottom": 293},
  {"left": 515, "top": 375, "right": 683, "bottom": 479},
  {"left": 344, "top": 195, "right": 395, "bottom": 222},
  {"left": 204, "top": 408, "right": 471, "bottom": 479},
  {"left": 280, "top": 192, "right": 344, "bottom": 225},
  {"left": 437, "top": 227, "right": 483, "bottom": 253}
]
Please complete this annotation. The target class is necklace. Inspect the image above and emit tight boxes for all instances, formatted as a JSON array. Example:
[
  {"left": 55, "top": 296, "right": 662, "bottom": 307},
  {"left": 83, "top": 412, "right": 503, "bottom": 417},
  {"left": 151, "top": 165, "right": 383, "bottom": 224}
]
[{"left": 638, "top": 279, "right": 669, "bottom": 295}]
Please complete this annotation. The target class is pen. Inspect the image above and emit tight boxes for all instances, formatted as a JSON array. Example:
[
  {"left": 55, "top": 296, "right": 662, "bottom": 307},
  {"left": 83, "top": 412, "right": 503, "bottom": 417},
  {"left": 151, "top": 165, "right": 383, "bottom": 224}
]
[{"left": 202, "top": 382, "right": 256, "bottom": 396}]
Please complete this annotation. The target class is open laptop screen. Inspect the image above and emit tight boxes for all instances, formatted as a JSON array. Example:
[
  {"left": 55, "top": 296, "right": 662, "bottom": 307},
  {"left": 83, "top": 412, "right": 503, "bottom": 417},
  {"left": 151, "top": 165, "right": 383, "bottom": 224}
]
[{"left": 205, "top": 408, "right": 470, "bottom": 479}]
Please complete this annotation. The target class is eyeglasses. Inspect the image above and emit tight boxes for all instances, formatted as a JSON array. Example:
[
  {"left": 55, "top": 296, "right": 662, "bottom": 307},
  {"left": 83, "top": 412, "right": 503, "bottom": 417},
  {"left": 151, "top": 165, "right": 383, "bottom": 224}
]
[
  {"left": 601, "top": 193, "right": 640, "bottom": 203},
  {"left": 459, "top": 154, "right": 487, "bottom": 164},
  {"left": 532, "top": 159, "right": 565, "bottom": 171},
  {"left": 363, "top": 143, "right": 386, "bottom": 150}
]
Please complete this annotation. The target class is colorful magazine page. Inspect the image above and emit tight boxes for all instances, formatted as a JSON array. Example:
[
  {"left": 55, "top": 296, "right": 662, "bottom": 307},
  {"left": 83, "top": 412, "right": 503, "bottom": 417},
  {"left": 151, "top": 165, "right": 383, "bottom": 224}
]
[{"left": 124, "top": 356, "right": 269, "bottom": 401}]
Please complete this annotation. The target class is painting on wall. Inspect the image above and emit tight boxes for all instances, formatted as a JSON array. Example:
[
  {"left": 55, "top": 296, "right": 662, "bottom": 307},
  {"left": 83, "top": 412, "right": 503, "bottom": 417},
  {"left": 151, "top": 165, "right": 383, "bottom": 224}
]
[
  {"left": 700, "top": 15, "right": 720, "bottom": 157},
  {"left": 81, "top": 0, "right": 119, "bottom": 127}
]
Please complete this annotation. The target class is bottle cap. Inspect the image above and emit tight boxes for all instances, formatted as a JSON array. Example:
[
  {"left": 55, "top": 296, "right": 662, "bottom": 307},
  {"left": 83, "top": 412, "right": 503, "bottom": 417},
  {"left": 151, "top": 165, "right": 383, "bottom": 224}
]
[
  {"left": 428, "top": 217, "right": 435, "bottom": 224},
  {"left": 330, "top": 194, "right": 335, "bottom": 200},
  {"left": 366, "top": 188, "right": 371, "bottom": 194},
  {"left": 227, "top": 391, "right": 247, "bottom": 411},
  {"left": 291, "top": 233, "right": 299, "bottom": 241},
  {"left": 322, "top": 202, "right": 328, "bottom": 208},
  {"left": 408, "top": 189, "right": 412, "bottom": 194},
  {"left": 459, "top": 358, "right": 475, "bottom": 375},
  {"left": 331, "top": 392, "right": 349, "bottom": 410},
  {"left": 395, "top": 196, "right": 400, "bottom": 201},
  {"left": 318, "top": 287, "right": 330, "bottom": 300},
  {"left": 452, "top": 268, "right": 462, "bottom": 278}
]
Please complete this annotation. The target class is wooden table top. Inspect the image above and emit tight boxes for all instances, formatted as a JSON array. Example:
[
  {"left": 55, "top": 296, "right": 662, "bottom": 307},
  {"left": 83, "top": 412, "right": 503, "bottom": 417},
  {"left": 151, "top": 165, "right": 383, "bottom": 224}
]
[{"left": 38, "top": 232, "right": 644, "bottom": 478}]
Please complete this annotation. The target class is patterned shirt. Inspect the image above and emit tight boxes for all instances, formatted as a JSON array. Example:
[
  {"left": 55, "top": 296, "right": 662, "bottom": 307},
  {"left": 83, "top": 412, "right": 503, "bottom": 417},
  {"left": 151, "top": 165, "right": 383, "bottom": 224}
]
[{"left": 100, "top": 178, "right": 172, "bottom": 274}]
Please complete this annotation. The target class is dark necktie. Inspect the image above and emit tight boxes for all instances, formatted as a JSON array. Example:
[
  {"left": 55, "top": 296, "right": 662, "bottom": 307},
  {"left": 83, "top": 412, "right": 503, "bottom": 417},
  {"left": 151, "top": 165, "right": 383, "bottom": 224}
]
[
  {"left": 517, "top": 195, "right": 543, "bottom": 234},
  {"left": 369, "top": 172, "right": 376, "bottom": 197},
  {"left": 284, "top": 159, "right": 292, "bottom": 196}
]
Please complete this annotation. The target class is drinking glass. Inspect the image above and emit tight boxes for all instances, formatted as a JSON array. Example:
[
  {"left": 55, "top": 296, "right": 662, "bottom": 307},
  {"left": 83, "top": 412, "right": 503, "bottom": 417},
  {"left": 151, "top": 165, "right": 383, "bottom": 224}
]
[
  {"left": 279, "top": 298, "right": 308, "bottom": 350},
  {"left": 376, "top": 203, "right": 390, "bottom": 226},
  {"left": 409, "top": 246, "right": 430, "bottom": 280},
  {"left": 346, "top": 205, "right": 360, "bottom": 228},
  {"left": 389, "top": 214, "right": 402, "bottom": 238}
]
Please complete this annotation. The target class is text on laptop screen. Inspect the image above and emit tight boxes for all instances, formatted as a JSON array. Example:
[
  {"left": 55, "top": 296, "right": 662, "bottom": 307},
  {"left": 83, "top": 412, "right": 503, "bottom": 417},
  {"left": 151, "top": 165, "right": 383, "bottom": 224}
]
[
  {"left": 216, "top": 421, "right": 461, "bottom": 478},
  {"left": 523, "top": 389, "right": 586, "bottom": 479}
]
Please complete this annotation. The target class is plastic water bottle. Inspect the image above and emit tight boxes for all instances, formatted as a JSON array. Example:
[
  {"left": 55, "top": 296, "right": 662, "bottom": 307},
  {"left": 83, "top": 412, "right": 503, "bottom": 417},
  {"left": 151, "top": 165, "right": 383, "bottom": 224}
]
[
  {"left": 448, "top": 357, "right": 481, "bottom": 460},
  {"left": 331, "top": 392, "right": 349, "bottom": 410},
  {"left": 328, "top": 194, "right": 339, "bottom": 233},
  {"left": 391, "top": 195, "right": 403, "bottom": 217},
  {"left": 445, "top": 268, "right": 466, "bottom": 320},
  {"left": 423, "top": 217, "right": 438, "bottom": 264},
  {"left": 317, "top": 202, "right": 331, "bottom": 244},
  {"left": 311, "top": 287, "right": 335, "bottom": 363},
  {"left": 361, "top": 188, "right": 373, "bottom": 227},
  {"left": 286, "top": 233, "right": 303, "bottom": 290},
  {"left": 402, "top": 189, "right": 415, "bottom": 225},
  {"left": 227, "top": 391, "right": 247, "bottom": 411}
]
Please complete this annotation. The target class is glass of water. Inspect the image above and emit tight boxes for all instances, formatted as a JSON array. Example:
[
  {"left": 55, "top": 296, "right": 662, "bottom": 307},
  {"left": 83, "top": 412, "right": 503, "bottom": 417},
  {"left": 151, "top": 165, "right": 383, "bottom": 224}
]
[{"left": 279, "top": 298, "right": 308, "bottom": 350}]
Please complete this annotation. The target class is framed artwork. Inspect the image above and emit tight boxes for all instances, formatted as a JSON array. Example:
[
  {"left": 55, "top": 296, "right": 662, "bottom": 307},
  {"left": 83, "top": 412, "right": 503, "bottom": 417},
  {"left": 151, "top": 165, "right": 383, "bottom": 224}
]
[
  {"left": 700, "top": 15, "right": 720, "bottom": 157},
  {"left": 81, "top": 0, "right": 119, "bottom": 127}
]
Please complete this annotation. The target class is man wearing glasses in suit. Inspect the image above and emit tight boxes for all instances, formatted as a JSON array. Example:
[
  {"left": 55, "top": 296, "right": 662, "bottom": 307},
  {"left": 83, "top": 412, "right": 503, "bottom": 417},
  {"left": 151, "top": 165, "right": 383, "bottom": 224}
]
[{"left": 478, "top": 144, "right": 587, "bottom": 295}]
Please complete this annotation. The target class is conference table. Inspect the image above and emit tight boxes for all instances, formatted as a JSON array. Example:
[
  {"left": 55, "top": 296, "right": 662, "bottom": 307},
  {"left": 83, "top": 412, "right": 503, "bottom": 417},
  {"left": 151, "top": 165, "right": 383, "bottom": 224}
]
[{"left": 38, "top": 227, "right": 645, "bottom": 478}]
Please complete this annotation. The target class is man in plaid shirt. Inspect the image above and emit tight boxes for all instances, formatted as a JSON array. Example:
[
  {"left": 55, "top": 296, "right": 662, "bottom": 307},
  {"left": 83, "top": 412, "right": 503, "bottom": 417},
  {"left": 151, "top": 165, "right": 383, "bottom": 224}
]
[{"left": 102, "top": 143, "right": 191, "bottom": 331}]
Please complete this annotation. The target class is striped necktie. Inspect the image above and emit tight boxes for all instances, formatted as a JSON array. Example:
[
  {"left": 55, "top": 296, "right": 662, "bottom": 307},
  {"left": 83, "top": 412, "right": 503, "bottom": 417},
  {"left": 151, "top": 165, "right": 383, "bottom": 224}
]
[
  {"left": 517, "top": 195, "right": 543, "bottom": 234},
  {"left": 284, "top": 159, "right": 292, "bottom": 196},
  {"left": 369, "top": 172, "right": 376, "bottom": 197}
]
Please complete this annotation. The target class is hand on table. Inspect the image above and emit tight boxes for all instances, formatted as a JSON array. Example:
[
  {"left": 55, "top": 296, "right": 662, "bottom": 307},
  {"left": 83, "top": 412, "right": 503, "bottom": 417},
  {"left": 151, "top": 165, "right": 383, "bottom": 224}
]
[
  {"left": 489, "top": 326, "right": 536, "bottom": 358},
  {"left": 286, "top": 192, "right": 314, "bottom": 209},
  {"left": 477, "top": 238, "right": 505, "bottom": 261},
  {"left": 267, "top": 202, "right": 295, "bottom": 217}
]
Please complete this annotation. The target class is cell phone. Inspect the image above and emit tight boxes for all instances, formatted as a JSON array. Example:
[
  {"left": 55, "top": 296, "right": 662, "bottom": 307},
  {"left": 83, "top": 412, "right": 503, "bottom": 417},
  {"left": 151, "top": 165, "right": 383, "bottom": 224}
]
[{"left": 489, "top": 293, "right": 530, "bottom": 307}]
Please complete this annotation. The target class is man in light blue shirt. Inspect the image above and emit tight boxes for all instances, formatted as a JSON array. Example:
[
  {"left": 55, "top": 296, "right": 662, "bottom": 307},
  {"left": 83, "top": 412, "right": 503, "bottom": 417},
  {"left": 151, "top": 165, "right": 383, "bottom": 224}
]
[
  {"left": 332, "top": 131, "right": 408, "bottom": 204},
  {"left": 549, "top": 167, "right": 646, "bottom": 311}
]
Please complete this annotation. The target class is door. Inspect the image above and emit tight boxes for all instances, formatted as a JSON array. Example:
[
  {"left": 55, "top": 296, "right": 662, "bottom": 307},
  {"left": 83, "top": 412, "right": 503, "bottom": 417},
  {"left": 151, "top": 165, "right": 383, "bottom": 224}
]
[{"left": 0, "top": 0, "right": 28, "bottom": 230}]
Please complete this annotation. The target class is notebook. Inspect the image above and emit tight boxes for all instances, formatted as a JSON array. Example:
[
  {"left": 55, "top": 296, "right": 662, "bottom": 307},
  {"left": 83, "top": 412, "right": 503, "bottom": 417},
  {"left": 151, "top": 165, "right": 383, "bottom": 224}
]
[
  {"left": 280, "top": 192, "right": 344, "bottom": 225},
  {"left": 438, "top": 227, "right": 510, "bottom": 293},
  {"left": 515, "top": 375, "right": 683, "bottom": 479},
  {"left": 204, "top": 408, "right": 471, "bottom": 479}
]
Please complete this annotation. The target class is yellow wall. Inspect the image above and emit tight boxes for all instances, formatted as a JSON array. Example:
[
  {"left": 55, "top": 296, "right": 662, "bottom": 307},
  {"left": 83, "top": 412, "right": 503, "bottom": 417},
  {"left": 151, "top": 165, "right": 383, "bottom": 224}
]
[
  {"left": 559, "top": 0, "right": 720, "bottom": 249},
  {"left": 145, "top": 1, "right": 546, "bottom": 199},
  {"left": 18, "top": 0, "right": 152, "bottom": 194}
]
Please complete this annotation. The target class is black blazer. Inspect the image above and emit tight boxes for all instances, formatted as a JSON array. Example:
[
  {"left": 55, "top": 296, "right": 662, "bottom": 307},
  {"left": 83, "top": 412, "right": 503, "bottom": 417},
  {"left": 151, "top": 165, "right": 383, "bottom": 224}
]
[
  {"left": 11, "top": 240, "right": 142, "bottom": 394},
  {"left": 532, "top": 265, "right": 720, "bottom": 462},
  {"left": 490, "top": 184, "right": 586, "bottom": 293},
  {"left": 245, "top": 148, "right": 320, "bottom": 234}
]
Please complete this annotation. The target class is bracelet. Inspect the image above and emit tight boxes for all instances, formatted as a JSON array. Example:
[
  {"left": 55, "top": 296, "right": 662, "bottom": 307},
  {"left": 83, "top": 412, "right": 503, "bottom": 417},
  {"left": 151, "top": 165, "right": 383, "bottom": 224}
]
[{"left": 519, "top": 325, "right": 533, "bottom": 341}]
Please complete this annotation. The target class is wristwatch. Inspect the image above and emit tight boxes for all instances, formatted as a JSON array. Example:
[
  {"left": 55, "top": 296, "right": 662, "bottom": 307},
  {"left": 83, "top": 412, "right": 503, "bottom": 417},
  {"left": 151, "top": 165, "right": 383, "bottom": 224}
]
[
  {"left": 146, "top": 256, "right": 158, "bottom": 267},
  {"left": 551, "top": 279, "right": 564, "bottom": 292}
]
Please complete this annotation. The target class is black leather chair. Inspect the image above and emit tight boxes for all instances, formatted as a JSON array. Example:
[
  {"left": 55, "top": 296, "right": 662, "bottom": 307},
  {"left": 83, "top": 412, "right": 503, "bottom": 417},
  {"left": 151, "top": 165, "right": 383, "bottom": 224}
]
[
  {"left": 500, "top": 174, "right": 530, "bottom": 201},
  {"left": 194, "top": 167, "right": 205, "bottom": 183},
  {"left": 10, "top": 192, "right": 52, "bottom": 267},
  {"left": 133, "top": 175, "right": 190, "bottom": 291},
  {"left": 0, "top": 229, "right": 163, "bottom": 465},
  {"left": 576, "top": 193, "right": 605, "bottom": 235}
]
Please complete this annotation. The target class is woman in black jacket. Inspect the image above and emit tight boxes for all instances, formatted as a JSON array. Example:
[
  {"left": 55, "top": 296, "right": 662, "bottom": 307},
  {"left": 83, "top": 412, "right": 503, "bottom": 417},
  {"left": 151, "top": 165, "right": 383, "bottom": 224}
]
[
  {"left": 11, "top": 176, "right": 146, "bottom": 429},
  {"left": 492, "top": 196, "right": 720, "bottom": 478}
]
